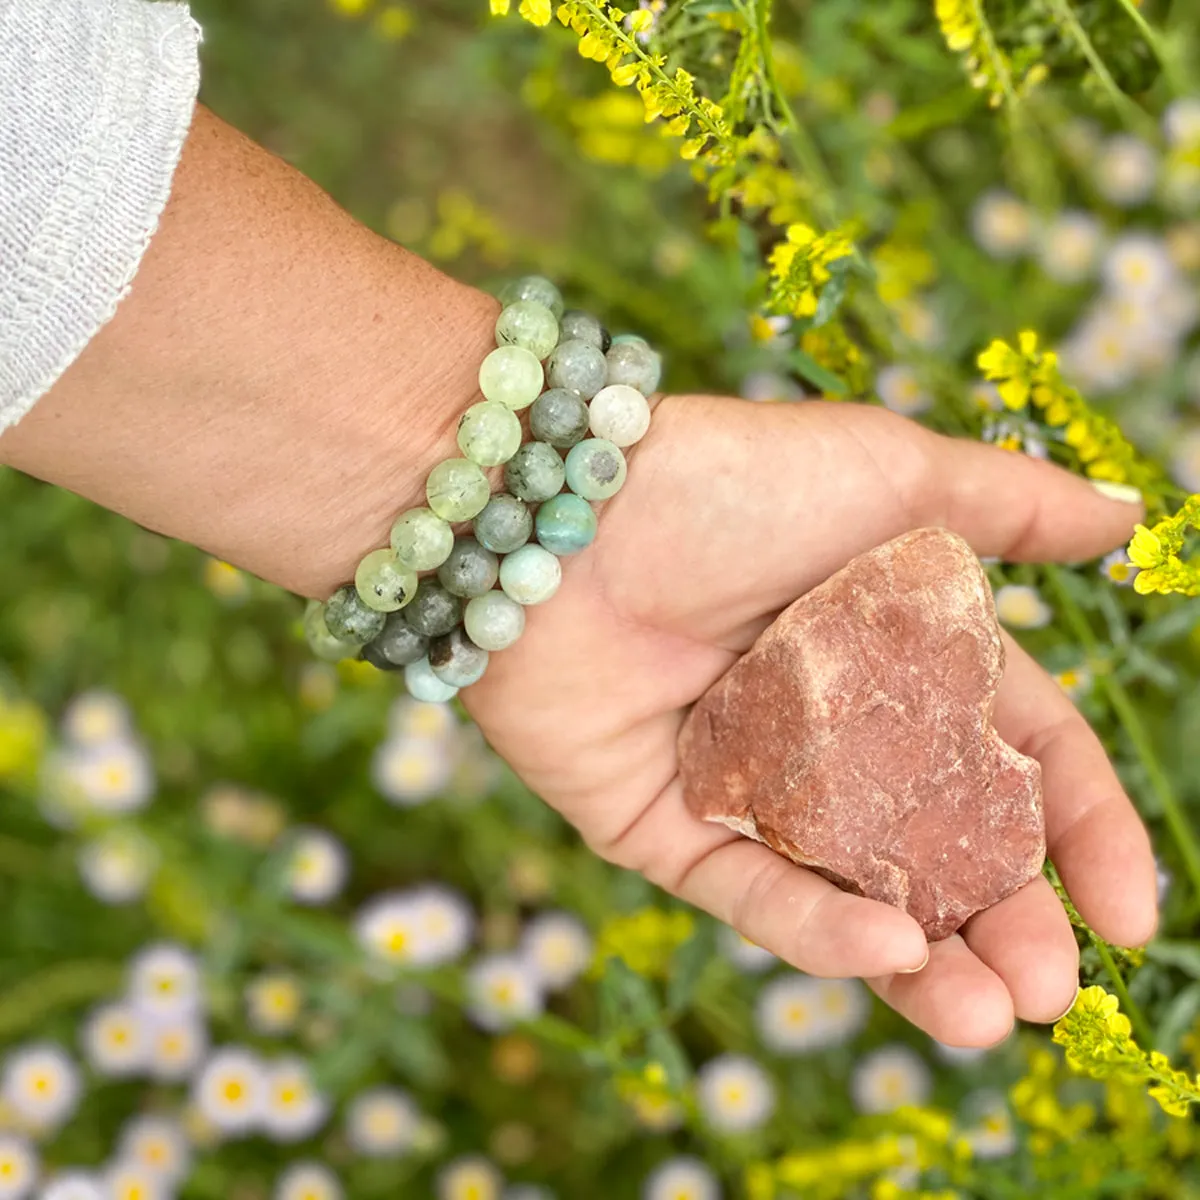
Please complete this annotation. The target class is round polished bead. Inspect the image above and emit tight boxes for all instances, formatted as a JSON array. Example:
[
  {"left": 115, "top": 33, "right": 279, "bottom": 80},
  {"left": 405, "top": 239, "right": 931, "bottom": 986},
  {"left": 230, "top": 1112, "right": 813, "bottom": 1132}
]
[
  {"left": 605, "top": 340, "right": 662, "bottom": 394},
  {"left": 426, "top": 458, "right": 491, "bottom": 522},
  {"left": 324, "top": 585, "right": 387, "bottom": 643},
  {"left": 390, "top": 507, "right": 454, "bottom": 572},
  {"left": 499, "top": 543, "right": 563, "bottom": 605},
  {"left": 588, "top": 384, "right": 651, "bottom": 448},
  {"left": 498, "top": 275, "right": 564, "bottom": 320},
  {"left": 559, "top": 310, "right": 610, "bottom": 353},
  {"left": 473, "top": 494, "right": 533, "bottom": 554},
  {"left": 565, "top": 438, "right": 628, "bottom": 501},
  {"left": 530, "top": 387, "right": 590, "bottom": 448},
  {"left": 303, "top": 600, "right": 362, "bottom": 662},
  {"left": 464, "top": 591, "right": 526, "bottom": 651},
  {"left": 363, "top": 612, "right": 430, "bottom": 671},
  {"left": 546, "top": 339, "right": 607, "bottom": 400},
  {"left": 536, "top": 492, "right": 598, "bottom": 556},
  {"left": 496, "top": 300, "right": 559, "bottom": 360},
  {"left": 355, "top": 549, "right": 418, "bottom": 613},
  {"left": 479, "top": 345, "right": 544, "bottom": 410},
  {"left": 457, "top": 400, "right": 522, "bottom": 467},
  {"left": 438, "top": 536, "right": 500, "bottom": 598},
  {"left": 504, "top": 442, "right": 566, "bottom": 503},
  {"left": 404, "top": 656, "right": 459, "bottom": 703},
  {"left": 429, "top": 626, "right": 490, "bottom": 688},
  {"left": 610, "top": 333, "right": 648, "bottom": 347},
  {"left": 403, "top": 581, "right": 463, "bottom": 638}
]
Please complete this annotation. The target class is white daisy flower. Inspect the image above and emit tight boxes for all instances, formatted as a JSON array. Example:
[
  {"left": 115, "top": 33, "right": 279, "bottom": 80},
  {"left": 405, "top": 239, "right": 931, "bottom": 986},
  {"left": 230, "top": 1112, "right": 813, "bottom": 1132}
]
[
  {"left": 696, "top": 1054, "right": 776, "bottom": 1134},
  {"left": 1036, "top": 210, "right": 1103, "bottom": 284},
  {"left": 103, "top": 1165, "right": 164, "bottom": 1200},
  {"left": 118, "top": 1115, "right": 191, "bottom": 1185},
  {"left": 1100, "top": 548, "right": 1139, "bottom": 587},
  {"left": 37, "top": 1171, "right": 104, "bottom": 1200},
  {"left": 77, "top": 828, "right": 157, "bottom": 905},
  {"left": 1059, "top": 312, "right": 1139, "bottom": 394},
  {"left": 970, "top": 381, "right": 1005, "bottom": 412},
  {"left": 756, "top": 975, "right": 845, "bottom": 1053},
  {"left": 814, "top": 978, "right": 872, "bottom": 1041},
  {"left": 982, "top": 417, "right": 1048, "bottom": 459},
  {"left": 129, "top": 944, "right": 202, "bottom": 1020},
  {"left": 717, "top": 927, "right": 776, "bottom": 974},
  {"left": 875, "top": 365, "right": 932, "bottom": 416},
  {"left": 388, "top": 696, "right": 459, "bottom": 743},
  {"left": 345, "top": 1087, "right": 420, "bottom": 1157},
  {"left": 1, "top": 1046, "right": 81, "bottom": 1133},
  {"left": 145, "top": 1015, "right": 208, "bottom": 1083},
  {"left": 411, "top": 885, "right": 475, "bottom": 967},
  {"left": 1095, "top": 135, "right": 1158, "bottom": 207},
  {"left": 970, "top": 190, "right": 1033, "bottom": 259},
  {"left": 284, "top": 828, "right": 349, "bottom": 906},
  {"left": 963, "top": 1090, "right": 1017, "bottom": 1159},
  {"left": 896, "top": 301, "right": 943, "bottom": 349},
  {"left": 191, "top": 1047, "right": 266, "bottom": 1135},
  {"left": 520, "top": 912, "right": 592, "bottom": 991},
  {"left": 0, "top": 1137, "right": 37, "bottom": 1200},
  {"left": 1102, "top": 233, "right": 1176, "bottom": 299},
  {"left": 261, "top": 1057, "right": 329, "bottom": 1143},
  {"left": 1172, "top": 427, "right": 1200, "bottom": 491},
  {"left": 246, "top": 973, "right": 303, "bottom": 1036},
  {"left": 274, "top": 1163, "right": 343, "bottom": 1200},
  {"left": 372, "top": 734, "right": 457, "bottom": 807},
  {"left": 851, "top": 1044, "right": 933, "bottom": 1114},
  {"left": 1165, "top": 98, "right": 1200, "bottom": 147},
  {"left": 1052, "top": 665, "right": 1093, "bottom": 702},
  {"left": 437, "top": 1156, "right": 503, "bottom": 1200},
  {"left": 642, "top": 1156, "right": 721, "bottom": 1200},
  {"left": 61, "top": 692, "right": 132, "bottom": 748},
  {"left": 994, "top": 585, "right": 1053, "bottom": 630},
  {"left": 80, "top": 1004, "right": 146, "bottom": 1078},
  {"left": 53, "top": 740, "right": 154, "bottom": 819},
  {"left": 931, "top": 1040, "right": 989, "bottom": 1066},
  {"left": 740, "top": 372, "right": 804, "bottom": 404},
  {"left": 465, "top": 955, "right": 545, "bottom": 1033},
  {"left": 354, "top": 892, "right": 424, "bottom": 968}
]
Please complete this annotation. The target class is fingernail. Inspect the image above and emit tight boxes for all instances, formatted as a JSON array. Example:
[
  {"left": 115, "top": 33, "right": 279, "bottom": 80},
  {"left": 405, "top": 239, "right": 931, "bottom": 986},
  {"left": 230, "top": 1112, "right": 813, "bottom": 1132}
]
[
  {"left": 898, "top": 947, "right": 930, "bottom": 975},
  {"left": 1090, "top": 480, "right": 1143, "bottom": 505},
  {"left": 1050, "top": 987, "right": 1081, "bottom": 1024}
]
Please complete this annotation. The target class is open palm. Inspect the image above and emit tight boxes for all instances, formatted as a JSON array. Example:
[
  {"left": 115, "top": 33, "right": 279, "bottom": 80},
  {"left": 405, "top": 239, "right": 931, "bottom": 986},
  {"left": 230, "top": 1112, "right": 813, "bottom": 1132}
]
[{"left": 466, "top": 394, "right": 1159, "bottom": 1047}]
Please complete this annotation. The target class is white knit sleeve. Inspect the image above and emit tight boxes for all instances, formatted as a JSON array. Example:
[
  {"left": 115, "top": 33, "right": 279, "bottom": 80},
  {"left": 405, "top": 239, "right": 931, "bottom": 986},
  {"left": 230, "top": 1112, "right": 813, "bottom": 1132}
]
[{"left": 0, "top": 0, "right": 200, "bottom": 432}]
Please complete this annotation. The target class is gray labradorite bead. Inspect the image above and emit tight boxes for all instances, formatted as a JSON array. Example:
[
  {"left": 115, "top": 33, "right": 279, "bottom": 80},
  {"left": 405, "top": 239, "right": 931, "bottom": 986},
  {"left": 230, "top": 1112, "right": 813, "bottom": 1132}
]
[
  {"left": 363, "top": 611, "right": 430, "bottom": 671},
  {"left": 559, "top": 310, "right": 611, "bottom": 353},
  {"left": 464, "top": 591, "right": 526, "bottom": 651},
  {"left": 546, "top": 338, "right": 608, "bottom": 400},
  {"left": 404, "top": 657, "right": 459, "bottom": 703},
  {"left": 605, "top": 340, "right": 662, "bottom": 394},
  {"left": 530, "top": 388, "right": 590, "bottom": 448},
  {"left": 303, "top": 600, "right": 362, "bottom": 662},
  {"left": 323, "top": 585, "right": 386, "bottom": 643},
  {"left": 403, "top": 581, "right": 463, "bottom": 638},
  {"left": 504, "top": 441, "right": 566, "bottom": 503},
  {"left": 437, "top": 536, "right": 500, "bottom": 599},
  {"left": 536, "top": 492, "right": 598, "bottom": 556},
  {"left": 429, "top": 626, "right": 490, "bottom": 688},
  {"left": 565, "top": 438, "right": 628, "bottom": 501},
  {"left": 498, "top": 275, "right": 564, "bottom": 321},
  {"left": 473, "top": 494, "right": 533, "bottom": 554}
]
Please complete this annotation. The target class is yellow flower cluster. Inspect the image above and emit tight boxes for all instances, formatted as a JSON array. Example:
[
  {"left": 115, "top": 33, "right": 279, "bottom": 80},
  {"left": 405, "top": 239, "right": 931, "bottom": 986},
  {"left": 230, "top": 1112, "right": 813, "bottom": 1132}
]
[
  {"left": 934, "top": 0, "right": 1046, "bottom": 108},
  {"left": 767, "top": 223, "right": 856, "bottom": 321},
  {"left": 977, "top": 332, "right": 1162, "bottom": 491},
  {"left": 592, "top": 907, "right": 694, "bottom": 978},
  {"left": 1127, "top": 496, "right": 1200, "bottom": 597},
  {"left": 567, "top": 91, "right": 677, "bottom": 175},
  {"left": 801, "top": 322, "right": 870, "bottom": 395},
  {"left": 1053, "top": 986, "right": 1200, "bottom": 1118},
  {"left": 427, "top": 189, "right": 513, "bottom": 265},
  {"left": 873, "top": 238, "right": 937, "bottom": 306},
  {"left": 489, "top": 0, "right": 553, "bottom": 24},
  {"left": 0, "top": 695, "right": 47, "bottom": 784},
  {"left": 1010, "top": 1046, "right": 1096, "bottom": 1156}
]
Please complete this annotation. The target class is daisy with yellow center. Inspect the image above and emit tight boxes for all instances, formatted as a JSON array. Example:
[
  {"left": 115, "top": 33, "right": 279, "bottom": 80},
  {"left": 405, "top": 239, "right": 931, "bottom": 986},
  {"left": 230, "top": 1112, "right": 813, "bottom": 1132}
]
[
  {"left": 994, "top": 584, "right": 1053, "bottom": 630},
  {"left": 246, "top": 973, "right": 303, "bottom": 1036},
  {"left": 192, "top": 1047, "right": 265, "bottom": 1135}
]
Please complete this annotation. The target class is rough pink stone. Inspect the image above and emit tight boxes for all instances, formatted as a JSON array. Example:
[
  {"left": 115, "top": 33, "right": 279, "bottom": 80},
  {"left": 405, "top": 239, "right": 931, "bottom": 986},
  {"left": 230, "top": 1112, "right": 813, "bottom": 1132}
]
[{"left": 678, "top": 528, "right": 1044, "bottom": 941}]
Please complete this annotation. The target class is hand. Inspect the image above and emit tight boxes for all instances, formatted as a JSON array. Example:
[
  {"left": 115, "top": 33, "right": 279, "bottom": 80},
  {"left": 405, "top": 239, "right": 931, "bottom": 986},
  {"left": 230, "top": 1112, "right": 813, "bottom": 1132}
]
[{"left": 466, "top": 394, "right": 1159, "bottom": 1047}]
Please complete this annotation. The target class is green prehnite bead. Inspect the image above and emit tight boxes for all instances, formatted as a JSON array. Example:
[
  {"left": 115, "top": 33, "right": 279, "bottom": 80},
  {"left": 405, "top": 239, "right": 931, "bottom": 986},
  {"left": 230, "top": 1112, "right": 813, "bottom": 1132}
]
[
  {"left": 404, "top": 581, "right": 463, "bottom": 638},
  {"left": 605, "top": 340, "right": 662, "bottom": 394},
  {"left": 404, "top": 656, "right": 459, "bottom": 703},
  {"left": 536, "top": 492, "right": 597, "bottom": 556},
  {"left": 456, "top": 401, "right": 522, "bottom": 467},
  {"left": 559, "top": 310, "right": 610, "bottom": 353},
  {"left": 429, "top": 627, "right": 489, "bottom": 688},
  {"left": 390, "top": 507, "right": 454, "bottom": 571},
  {"left": 498, "top": 275, "right": 564, "bottom": 320},
  {"left": 363, "top": 612, "right": 430, "bottom": 671},
  {"left": 499, "top": 544, "right": 562, "bottom": 605},
  {"left": 355, "top": 549, "right": 418, "bottom": 613},
  {"left": 503, "top": 441, "right": 565, "bottom": 503},
  {"left": 324, "top": 585, "right": 387, "bottom": 643},
  {"left": 464, "top": 591, "right": 526, "bottom": 651},
  {"left": 478, "top": 345, "right": 544, "bottom": 410},
  {"left": 473, "top": 494, "right": 533, "bottom": 554},
  {"left": 546, "top": 338, "right": 607, "bottom": 400},
  {"left": 565, "top": 438, "right": 628, "bottom": 501},
  {"left": 496, "top": 301, "right": 559, "bottom": 360},
  {"left": 438, "top": 536, "right": 500, "bottom": 598},
  {"left": 303, "top": 600, "right": 362, "bottom": 662},
  {"left": 426, "top": 457, "right": 491, "bottom": 522},
  {"left": 530, "top": 387, "right": 589, "bottom": 448}
]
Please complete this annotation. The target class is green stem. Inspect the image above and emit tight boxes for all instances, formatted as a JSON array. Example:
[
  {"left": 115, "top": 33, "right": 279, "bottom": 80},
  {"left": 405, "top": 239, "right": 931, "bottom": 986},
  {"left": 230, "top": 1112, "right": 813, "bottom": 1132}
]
[
  {"left": 1090, "top": 934, "right": 1154, "bottom": 1047},
  {"left": 1113, "top": 0, "right": 1182, "bottom": 91},
  {"left": 968, "top": 0, "right": 1019, "bottom": 108}
]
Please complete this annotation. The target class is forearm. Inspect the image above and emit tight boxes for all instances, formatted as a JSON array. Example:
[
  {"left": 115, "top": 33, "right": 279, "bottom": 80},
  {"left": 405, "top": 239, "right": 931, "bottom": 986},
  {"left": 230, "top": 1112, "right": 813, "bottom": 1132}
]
[{"left": 0, "top": 105, "right": 496, "bottom": 599}]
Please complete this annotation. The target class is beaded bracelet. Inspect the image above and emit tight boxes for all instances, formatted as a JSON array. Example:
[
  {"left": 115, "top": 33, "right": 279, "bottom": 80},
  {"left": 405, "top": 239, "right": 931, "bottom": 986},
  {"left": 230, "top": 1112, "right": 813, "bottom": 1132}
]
[{"left": 304, "top": 276, "right": 661, "bottom": 703}]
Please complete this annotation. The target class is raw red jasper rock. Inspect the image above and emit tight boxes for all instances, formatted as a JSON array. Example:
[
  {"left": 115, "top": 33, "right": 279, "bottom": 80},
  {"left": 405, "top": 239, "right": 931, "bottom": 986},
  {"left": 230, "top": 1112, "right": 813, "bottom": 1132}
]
[{"left": 678, "top": 528, "right": 1044, "bottom": 941}]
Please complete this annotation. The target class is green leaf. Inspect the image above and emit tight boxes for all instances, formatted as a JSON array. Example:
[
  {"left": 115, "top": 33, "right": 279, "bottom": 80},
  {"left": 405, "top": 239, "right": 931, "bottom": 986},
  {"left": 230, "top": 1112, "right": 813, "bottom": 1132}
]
[
  {"left": 381, "top": 1017, "right": 450, "bottom": 1085},
  {"left": 646, "top": 1026, "right": 692, "bottom": 1091},
  {"left": 667, "top": 920, "right": 716, "bottom": 1014},
  {"left": 683, "top": 0, "right": 738, "bottom": 13},
  {"left": 598, "top": 957, "right": 662, "bottom": 1034},
  {"left": 812, "top": 259, "right": 852, "bottom": 329},
  {"left": 1146, "top": 941, "right": 1200, "bottom": 978},
  {"left": 787, "top": 350, "right": 849, "bottom": 396},
  {"left": 1155, "top": 981, "right": 1200, "bottom": 1057}
]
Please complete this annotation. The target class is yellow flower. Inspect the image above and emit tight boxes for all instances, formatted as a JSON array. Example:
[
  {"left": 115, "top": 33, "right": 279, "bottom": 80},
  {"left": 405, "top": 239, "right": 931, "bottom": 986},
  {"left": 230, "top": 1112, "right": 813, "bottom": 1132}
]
[
  {"left": 518, "top": 0, "right": 552, "bottom": 24},
  {"left": 767, "top": 223, "right": 856, "bottom": 322},
  {"left": 489, "top": 0, "right": 509, "bottom": 13},
  {"left": 0, "top": 697, "right": 47, "bottom": 783},
  {"left": 592, "top": 907, "right": 694, "bottom": 977},
  {"left": 1126, "top": 497, "right": 1200, "bottom": 596}
]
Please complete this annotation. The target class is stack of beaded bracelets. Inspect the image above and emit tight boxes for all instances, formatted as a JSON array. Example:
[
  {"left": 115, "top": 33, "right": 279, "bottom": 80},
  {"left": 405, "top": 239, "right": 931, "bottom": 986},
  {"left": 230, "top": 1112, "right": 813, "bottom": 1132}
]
[{"left": 303, "top": 275, "right": 661, "bottom": 704}]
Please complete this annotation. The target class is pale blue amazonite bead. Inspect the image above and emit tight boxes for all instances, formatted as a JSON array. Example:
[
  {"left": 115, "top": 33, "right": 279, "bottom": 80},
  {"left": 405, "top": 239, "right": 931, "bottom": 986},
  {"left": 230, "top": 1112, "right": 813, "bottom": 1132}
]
[
  {"left": 588, "top": 384, "right": 651, "bottom": 448},
  {"left": 536, "top": 492, "right": 597, "bottom": 556},
  {"left": 464, "top": 590, "right": 526, "bottom": 651},
  {"left": 546, "top": 338, "right": 607, "bottom": 400},
  {"left": 324, "top": 585, "right": 386, "bottom": 643},
  {"left": 363, "top": 612, "right": 429, "bottom": 671},
  {"left": 426, "top": 458, "right": 490, "bottom": 522},
  {"left": 438, "top": 536, "right": 500, "bottom": 598},
  {"left": 504, "top": 441, "right": 565, "bottom": 503},
  {"left": 605, "top": 340, "right": 662, "bottom": 394},
  {"left": 498, "top": 275, "right": 564, "bottom": 320},
  {"left": 610, "top": 333, "right": 648, "bottom": 346},
  {"left": 304, "top": 600, "right": 362, "bottom": 662},
  {"left": 565, "top": 438, "right": 627, "bottom": 501},
  {"left": 403, "top": 581, "right": 462, "bottom": 638},
  {"left": 390, "top": 507, "right": 454, "bottom": 571},
  {"left": 429, "top": 627, "right": 489, "bottom": 688},
  {"left": 559, "top": 310, "right": 610, "bottom": 352},
  {"left": 457, "top": 400, "right": 522, "bottom": 467},
  {"left": 530, "top": 387, "right": 589, "bottom": 448},
  {"left": 405, "top": 656, "right": 459, "bottom": 703},
  {"left": 355, "top": 549, "right": 418, "bottom": 613},
  {"left": 473, "top": 494, "right": 533, "bottom": 554},
  {"left": 499, "top": 544, "right": 562, "bottom": 605},
  {"left": 496, "top": 300, "right": 559, "bottom": 360},
  {"left": 479, "top": 345, "right": 544, "bottom": 410}
]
